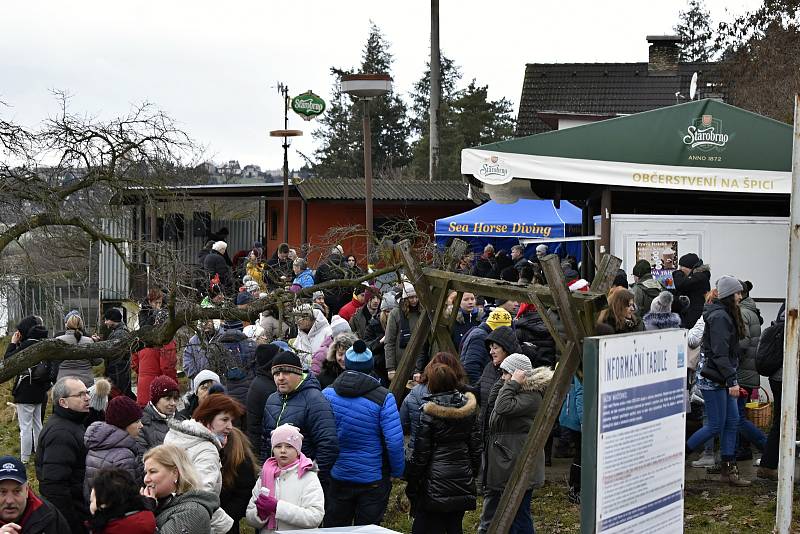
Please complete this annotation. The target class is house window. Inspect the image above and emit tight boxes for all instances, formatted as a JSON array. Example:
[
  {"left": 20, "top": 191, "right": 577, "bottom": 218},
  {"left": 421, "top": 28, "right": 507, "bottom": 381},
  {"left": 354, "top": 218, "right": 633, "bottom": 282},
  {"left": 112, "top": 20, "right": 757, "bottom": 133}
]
[{"left": 270, "top": 208, "right": 279, "bottom": 240}]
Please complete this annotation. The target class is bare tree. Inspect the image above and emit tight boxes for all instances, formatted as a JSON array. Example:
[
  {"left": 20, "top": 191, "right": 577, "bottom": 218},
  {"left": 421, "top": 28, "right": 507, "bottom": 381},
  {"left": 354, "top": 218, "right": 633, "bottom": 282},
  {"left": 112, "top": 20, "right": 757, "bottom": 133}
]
[
  {"left": 715, "top": 0, "right": 800, "bottom": 123},
  {"left": 0, "top": 96, "right": 455, "bottom": 385}
]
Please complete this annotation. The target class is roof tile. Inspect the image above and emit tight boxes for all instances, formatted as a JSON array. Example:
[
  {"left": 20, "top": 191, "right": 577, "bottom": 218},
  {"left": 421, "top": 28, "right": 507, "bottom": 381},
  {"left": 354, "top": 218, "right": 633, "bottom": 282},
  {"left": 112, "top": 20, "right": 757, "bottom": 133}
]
[
  {"left": 297, "top": 178, "right": 487, "bottom": 202},
  {"left": 517, "top": 62, "right": 727, "bottom": 136}
]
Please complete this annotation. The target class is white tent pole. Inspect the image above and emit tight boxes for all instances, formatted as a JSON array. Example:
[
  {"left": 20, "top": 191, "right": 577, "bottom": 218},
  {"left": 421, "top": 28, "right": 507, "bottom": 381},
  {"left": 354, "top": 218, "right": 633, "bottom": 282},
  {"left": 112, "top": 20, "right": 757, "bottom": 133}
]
[{"left": 776, "top": 93, "right": 800, "bottom": 533}]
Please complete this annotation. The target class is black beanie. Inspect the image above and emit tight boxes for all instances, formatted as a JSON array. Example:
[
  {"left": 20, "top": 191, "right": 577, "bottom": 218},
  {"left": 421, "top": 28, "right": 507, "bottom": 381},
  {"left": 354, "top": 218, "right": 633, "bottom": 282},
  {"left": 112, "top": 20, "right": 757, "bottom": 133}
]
[
  {"left": 678, "top": 253, "right": 702, "bottom": 269},
  {"left": 271, "top": 351, "right": 303, "bottom": 376},
  {"left": 632, "top": 260, "right": 651, "bottom": 278},
  {"left": 16, "top": 316, "right": 42, "bottom": 340},
  {"left": 26, "top": 325, "right": 49, "bottom": 340},
  {"left": 256, "top": 343, "right": 280, "bottom": 368}
]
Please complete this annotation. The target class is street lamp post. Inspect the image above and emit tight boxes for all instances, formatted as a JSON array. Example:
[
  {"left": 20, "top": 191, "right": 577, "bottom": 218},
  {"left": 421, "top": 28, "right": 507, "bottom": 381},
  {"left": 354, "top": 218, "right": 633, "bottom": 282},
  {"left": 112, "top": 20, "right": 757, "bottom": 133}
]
[
  {"left": 340, "top": 73, "right": 392, "bottom": 263},
  {"left": 269, "top": 83, "right": 302, "bottom": 244}
]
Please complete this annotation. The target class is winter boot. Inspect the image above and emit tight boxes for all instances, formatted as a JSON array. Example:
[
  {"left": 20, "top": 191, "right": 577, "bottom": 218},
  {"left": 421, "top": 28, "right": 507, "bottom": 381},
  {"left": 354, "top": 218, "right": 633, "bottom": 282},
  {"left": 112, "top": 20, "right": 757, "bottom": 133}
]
[
  {"left": 720, "top": 460, "right": 751, "bottom": 487},
  {"left": 756, "top": 466, "right": 778, "bottom": 481}
]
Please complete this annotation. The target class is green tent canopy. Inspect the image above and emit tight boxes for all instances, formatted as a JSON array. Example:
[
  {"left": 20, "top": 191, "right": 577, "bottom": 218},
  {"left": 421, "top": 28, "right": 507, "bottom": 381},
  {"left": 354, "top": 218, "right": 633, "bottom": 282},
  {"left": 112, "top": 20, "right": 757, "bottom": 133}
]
[{"left": 461, "top": 99, "right": 793, "bottom": 197}]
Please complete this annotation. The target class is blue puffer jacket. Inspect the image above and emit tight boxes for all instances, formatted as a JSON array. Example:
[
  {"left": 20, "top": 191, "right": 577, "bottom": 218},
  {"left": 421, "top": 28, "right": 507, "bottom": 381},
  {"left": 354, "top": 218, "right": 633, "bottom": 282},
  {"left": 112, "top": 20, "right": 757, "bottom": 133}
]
[
  {"left": 323, "top": 370, "right": 404, "bottom": 483},
  {"left": 559, "top": 376, "right": 583, "bottom": 432},
  {"left": 261, "top": 374, "right": 339, "bottom": 476},
  {"left": 460, "top": 323, "right": 492, "bottom": 384},
  {"left": 292, "top": 268, "right": 315, "bottom": 290}
]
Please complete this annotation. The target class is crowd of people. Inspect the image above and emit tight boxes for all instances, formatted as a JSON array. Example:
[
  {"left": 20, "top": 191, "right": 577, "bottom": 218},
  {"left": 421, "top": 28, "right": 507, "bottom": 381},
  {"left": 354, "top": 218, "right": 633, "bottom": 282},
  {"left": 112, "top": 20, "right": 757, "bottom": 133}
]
[{"left": 0, "top": 236, "right": 786, "bottom": 534}]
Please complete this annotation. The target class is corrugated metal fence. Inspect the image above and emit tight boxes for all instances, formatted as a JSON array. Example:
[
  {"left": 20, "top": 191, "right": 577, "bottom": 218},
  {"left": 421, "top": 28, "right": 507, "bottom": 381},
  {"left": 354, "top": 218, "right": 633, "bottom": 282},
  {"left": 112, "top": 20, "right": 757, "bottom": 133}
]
[
  {"left": 98, "top": 217, "right": 261, "bottom": 301},
  {"left": 1, "top": 274, "right": 100, "bottom": 336}
]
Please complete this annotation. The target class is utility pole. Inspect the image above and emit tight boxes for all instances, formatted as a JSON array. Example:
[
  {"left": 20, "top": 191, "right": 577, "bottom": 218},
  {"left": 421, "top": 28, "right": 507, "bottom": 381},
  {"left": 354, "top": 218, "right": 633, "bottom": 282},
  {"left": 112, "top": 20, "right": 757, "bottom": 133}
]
[
  {"left": 270, "top": 83, "right": 301, "bottom": 244},
  {"left": 429, "top": 0, "right": 440, "bottom": 182},
  {"left": 775, "top": 93, "right": 800, "bottom": 533},
  {"left": 278, "top": 83, "right": 290, "bottom": 243}
]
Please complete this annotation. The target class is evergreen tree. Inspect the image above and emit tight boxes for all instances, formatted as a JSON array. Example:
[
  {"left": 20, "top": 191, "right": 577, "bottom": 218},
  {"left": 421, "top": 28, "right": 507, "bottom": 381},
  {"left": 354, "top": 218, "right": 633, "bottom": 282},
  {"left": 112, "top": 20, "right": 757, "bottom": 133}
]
[
  {"left": 410, "top": 74, "right": 515, "bottom": 180},
  {"left": 674, "top": 0, "right": 716, "bottom": 61},
  {"left": 313, "top": 67, "right": 361, "bottom": 180},
  {"left": 313, "top": 22, "right": 411, "bottom": 179},
  {"left": 409, "top": 54, "right": 462, "bottom": 135}
]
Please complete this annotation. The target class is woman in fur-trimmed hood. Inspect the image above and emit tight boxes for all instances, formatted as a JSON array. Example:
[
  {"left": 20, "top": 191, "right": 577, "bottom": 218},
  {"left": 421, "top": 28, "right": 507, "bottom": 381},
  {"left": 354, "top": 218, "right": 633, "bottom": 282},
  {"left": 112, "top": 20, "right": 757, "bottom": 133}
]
[
  {"left": 478, "top": 354, "right": 554, "bottom": 534},
  {"left": 405, "top": 362, "right": 482, "bottom": 533}
]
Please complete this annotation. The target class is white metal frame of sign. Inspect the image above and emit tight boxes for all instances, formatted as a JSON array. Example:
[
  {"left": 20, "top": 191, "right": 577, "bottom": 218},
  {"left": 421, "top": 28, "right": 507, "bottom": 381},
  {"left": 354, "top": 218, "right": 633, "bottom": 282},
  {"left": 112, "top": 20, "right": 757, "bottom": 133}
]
[{"left": 581, "top": 329, "right": 688, "bottom": 534}]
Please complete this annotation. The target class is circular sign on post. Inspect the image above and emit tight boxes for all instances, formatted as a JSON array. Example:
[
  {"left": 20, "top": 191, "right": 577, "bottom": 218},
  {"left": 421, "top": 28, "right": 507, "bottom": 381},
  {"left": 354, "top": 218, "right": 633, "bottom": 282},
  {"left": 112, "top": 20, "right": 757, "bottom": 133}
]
[{"left": 291, "top": 91, "right": 326, "bottom": 121}]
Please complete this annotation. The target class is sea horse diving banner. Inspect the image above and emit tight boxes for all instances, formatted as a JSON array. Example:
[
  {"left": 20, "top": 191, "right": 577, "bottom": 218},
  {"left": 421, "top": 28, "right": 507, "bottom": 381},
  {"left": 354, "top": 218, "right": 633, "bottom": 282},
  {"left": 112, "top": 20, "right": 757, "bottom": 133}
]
[{"left": 581, "top": 329, "right": 687, "bottom": 534}]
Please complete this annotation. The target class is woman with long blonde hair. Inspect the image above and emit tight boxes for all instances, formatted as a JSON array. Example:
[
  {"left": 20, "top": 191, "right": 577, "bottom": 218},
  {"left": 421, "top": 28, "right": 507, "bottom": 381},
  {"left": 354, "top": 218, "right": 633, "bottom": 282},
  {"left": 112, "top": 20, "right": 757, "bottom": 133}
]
[{"left": 141, "top": 444, "right": 219, "bottom": 534}]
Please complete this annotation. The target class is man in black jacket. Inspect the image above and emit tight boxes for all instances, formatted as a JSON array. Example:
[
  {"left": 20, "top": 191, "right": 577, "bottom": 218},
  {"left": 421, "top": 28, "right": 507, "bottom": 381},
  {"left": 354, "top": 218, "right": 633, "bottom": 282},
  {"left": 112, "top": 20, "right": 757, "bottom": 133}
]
[
  {"left": 204, "top": 241, "right": 232, "bottom": 291},
  {"left": 245, "top": 343, "right": 280, "bottom": 457},
  {"left": 264, "top": 242, "right": 293, "bottom": 289},
  {"left": 672, "top": 253, "right": 711, "bottom": 329},
  {"left": 35, "top": 376, "right": 90, "bottom": 534},
  {"left": 0, "top": 455, "right": 70, "bottom": 534},
  {"left": 98, "top": 308, "right": 134, "bottom": 399}
]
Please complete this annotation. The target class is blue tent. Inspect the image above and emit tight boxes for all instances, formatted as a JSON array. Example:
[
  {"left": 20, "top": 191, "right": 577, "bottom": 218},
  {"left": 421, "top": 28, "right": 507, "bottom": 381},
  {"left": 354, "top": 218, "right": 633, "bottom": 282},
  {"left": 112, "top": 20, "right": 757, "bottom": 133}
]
[{"left": 435, "top": 199, "right": 583, "bottom": 258}]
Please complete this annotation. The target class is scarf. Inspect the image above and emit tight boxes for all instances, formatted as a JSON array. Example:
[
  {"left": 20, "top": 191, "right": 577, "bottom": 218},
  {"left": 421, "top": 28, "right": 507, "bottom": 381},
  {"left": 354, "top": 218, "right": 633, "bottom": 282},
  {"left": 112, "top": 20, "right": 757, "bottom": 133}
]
[{"left": 259, "top": 452, "right": 313, "bottom": 530}]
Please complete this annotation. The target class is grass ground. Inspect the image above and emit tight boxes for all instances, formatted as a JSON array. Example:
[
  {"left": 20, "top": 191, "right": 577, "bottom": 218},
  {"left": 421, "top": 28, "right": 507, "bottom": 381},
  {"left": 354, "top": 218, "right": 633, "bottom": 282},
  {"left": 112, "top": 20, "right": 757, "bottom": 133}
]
[{"left": 1, "top": 334, "right": 797, "bottom": 533}]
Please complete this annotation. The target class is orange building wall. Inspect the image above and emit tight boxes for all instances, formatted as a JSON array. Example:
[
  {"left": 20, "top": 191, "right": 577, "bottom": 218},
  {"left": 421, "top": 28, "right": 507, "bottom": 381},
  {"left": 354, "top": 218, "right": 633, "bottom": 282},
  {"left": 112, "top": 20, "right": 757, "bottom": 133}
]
[{"left": 265, "top": 198, "right": 474, "bottom": 266}]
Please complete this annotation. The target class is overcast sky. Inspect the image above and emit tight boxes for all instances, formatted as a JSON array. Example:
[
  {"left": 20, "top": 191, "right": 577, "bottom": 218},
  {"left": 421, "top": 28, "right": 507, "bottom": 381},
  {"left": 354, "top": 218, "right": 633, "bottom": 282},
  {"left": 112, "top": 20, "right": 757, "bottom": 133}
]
[{"left": 2, "top": 0, "right": 761, "bottom": 172}]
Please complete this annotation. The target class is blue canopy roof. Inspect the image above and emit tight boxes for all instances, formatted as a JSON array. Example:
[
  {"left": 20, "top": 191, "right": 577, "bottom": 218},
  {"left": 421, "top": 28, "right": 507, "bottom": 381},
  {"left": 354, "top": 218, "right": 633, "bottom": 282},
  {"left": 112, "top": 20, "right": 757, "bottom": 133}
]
[{"left": 435, "top": 199, "right": 581, "bottom": 239}]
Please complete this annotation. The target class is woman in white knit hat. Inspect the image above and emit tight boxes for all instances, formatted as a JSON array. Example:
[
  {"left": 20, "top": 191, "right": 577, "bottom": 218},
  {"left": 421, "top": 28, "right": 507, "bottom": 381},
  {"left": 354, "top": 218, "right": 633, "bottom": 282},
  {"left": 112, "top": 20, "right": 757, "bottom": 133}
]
[{"left": 478, "top": 353, "right": 553, "bottom": 534}]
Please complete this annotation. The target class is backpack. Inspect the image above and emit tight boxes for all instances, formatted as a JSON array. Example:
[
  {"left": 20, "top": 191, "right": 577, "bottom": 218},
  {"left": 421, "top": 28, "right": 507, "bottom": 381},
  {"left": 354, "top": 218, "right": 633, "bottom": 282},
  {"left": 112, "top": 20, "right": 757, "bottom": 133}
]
[{"left": 756, "top": 320, "right": 784, "bottom": 376}]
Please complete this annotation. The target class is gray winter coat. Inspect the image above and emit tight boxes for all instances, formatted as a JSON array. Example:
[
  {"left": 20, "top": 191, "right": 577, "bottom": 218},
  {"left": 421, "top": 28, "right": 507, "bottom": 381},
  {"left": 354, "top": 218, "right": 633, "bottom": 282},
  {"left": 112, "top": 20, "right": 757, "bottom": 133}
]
[
  {"left": 737, "top": 297, "right": 762, "bottom": 388},
  {"left": 483, "top": 366, "right": 553, "bottom": 492},
  {"left": 136, "top": 402, "right": 171, "bottom": 451},
  {"left": 84, "top": 421, "right": 142, "bottom": 502},
  {"left": 55, "top": 329, "right": 100, "bottom": 387},
  {"left": 384, "top": 305, "right": 422, "bottom": 371},
  {"left": 155, "top": 489, "right": 219, "bottom": 534}
]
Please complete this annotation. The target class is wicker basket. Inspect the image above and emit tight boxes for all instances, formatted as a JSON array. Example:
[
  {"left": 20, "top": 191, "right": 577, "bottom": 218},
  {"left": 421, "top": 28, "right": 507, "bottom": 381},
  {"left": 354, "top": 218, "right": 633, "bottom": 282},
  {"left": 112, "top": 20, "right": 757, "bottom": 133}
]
[{"left": 745, "top": 386, "right": 773, "bottom": 432}]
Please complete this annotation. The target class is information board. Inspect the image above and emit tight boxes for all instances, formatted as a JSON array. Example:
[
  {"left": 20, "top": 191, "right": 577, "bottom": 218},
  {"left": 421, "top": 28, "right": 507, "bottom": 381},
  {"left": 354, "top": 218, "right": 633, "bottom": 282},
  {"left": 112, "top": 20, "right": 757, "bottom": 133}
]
[{"left": 581, "top": 329, "right": 687, "bottom": 534}]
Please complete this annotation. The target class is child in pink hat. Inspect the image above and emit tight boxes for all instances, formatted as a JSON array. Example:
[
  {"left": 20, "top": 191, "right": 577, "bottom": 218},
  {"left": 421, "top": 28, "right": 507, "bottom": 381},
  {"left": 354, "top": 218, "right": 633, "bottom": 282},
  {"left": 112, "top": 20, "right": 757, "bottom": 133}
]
[{"left": 245, "top": 424, "right": 324, "bottom": 532}]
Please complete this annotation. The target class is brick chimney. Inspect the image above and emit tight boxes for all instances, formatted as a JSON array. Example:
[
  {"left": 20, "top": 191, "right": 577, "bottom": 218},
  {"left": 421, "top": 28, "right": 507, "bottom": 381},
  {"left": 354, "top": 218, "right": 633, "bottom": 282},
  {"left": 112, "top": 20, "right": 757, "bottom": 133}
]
[{"left": 647, "top": 35, "right": 681, "bottom": 76}]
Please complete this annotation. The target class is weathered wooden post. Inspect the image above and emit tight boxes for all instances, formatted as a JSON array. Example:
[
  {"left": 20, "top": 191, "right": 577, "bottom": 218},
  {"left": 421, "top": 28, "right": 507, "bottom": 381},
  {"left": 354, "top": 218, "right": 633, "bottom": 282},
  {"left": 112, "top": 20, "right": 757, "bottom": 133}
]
[{"left": 487, "top": 254, "right": 620, "bottom": 533}]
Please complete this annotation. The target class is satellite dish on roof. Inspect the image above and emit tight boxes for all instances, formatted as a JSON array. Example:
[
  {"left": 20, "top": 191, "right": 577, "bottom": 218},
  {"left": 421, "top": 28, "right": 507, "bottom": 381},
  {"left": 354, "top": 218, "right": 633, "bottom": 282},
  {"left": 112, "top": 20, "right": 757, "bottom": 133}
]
[{"left": 689, "top": 72, "right": 698, "bottom": 100}]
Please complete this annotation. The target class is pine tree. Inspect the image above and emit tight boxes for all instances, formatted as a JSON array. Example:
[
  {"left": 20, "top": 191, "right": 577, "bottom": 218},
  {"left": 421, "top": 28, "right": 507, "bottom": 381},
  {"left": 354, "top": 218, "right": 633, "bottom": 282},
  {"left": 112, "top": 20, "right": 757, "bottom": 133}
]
[
  {"left": 313, "top": 22, "right": 411, "bottom": 179},
  {"left": 674, "top": 0, "right": 716, "bottom": 61},
  {"left": 312, "top": 67, "right": 361, "bottom": 180},
  {"left": 409, "top": 72, "right": 515, "bottom": 180},
  {"left": 409, "top": 54, "right": 462, "bottom": 135}
]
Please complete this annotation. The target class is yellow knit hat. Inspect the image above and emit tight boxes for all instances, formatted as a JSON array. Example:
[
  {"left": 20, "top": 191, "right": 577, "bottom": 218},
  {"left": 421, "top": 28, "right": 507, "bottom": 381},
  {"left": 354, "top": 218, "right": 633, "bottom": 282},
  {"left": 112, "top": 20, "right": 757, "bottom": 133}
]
[{"left": 486, "top": 308, "right": 512, "bottom": 330}]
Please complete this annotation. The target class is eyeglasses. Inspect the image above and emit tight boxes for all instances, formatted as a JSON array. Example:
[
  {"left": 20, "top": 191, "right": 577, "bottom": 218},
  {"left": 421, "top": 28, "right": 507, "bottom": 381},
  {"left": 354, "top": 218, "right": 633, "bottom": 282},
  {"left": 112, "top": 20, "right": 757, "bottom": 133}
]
[{"left": 67, "top": 390, "right": 90, "bottom": 399}]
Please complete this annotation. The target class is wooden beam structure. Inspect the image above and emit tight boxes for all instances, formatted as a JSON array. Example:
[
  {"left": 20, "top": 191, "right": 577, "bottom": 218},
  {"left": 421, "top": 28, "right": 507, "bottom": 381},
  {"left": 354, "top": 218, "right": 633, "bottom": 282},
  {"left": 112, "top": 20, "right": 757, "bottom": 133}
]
[
  {"left": 488, "top": 254, "right": 587, "bottom": 533},
  {"left": 387, "top": 239, "right": 621, "bottom": 532}
]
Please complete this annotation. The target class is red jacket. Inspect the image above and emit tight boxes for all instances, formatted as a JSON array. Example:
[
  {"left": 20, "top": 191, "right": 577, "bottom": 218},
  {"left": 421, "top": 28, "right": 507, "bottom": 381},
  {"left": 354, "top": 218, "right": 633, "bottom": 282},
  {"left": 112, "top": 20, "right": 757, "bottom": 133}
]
[
  {"left": 132, "top": 340, "right": 177, "bottom": 406},
  {"left": 92, "top": 510, "right": 156, "bottom": 534},
  {"left": 337, "top": 297, "right": 364, "bottom": 323}
]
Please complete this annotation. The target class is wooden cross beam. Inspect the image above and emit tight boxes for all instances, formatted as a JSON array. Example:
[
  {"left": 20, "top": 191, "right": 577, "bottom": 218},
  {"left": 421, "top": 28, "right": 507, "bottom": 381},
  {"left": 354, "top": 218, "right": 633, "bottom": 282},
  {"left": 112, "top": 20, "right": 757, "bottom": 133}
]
[{"left": 487, "top": 253, "right": 619, "bottom": 533}]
